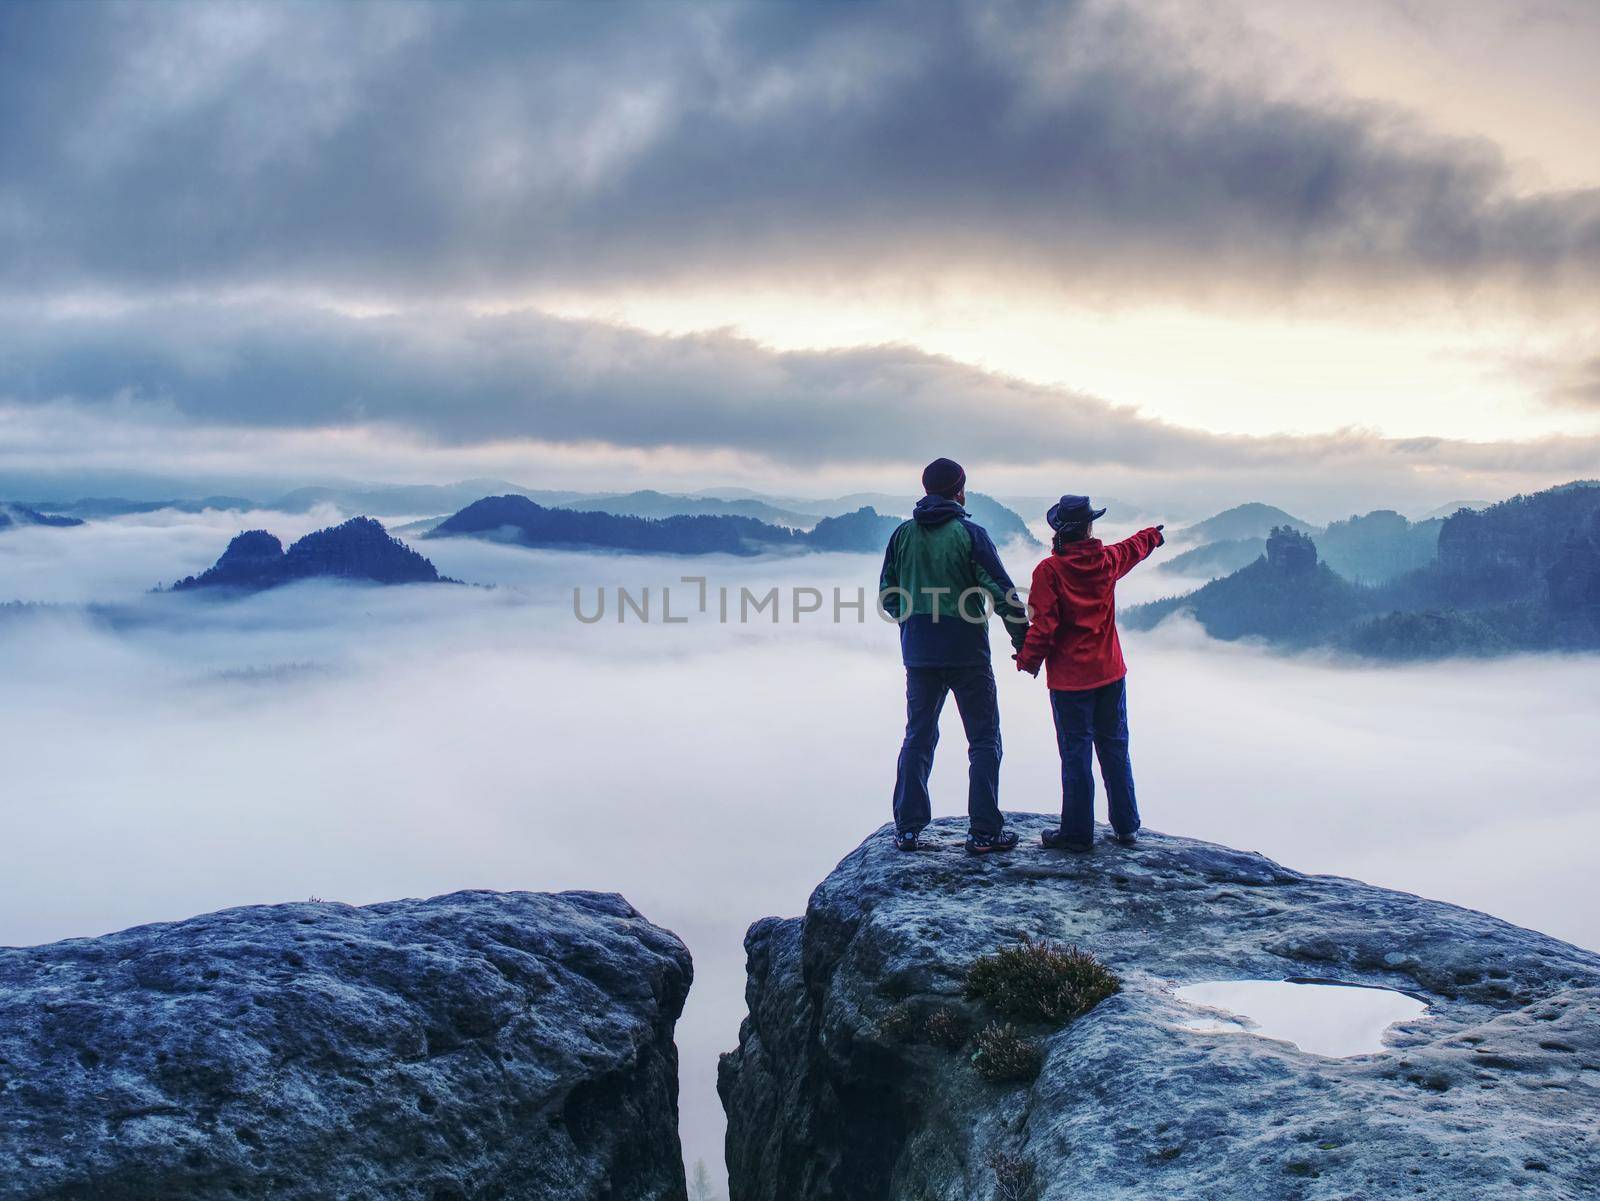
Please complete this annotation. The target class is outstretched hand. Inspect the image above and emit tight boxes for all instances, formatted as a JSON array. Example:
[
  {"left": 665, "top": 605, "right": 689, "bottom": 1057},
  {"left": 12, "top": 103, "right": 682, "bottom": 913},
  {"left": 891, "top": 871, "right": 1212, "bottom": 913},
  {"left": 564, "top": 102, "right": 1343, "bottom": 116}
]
[{"left": 1154, "top": 522, "right": 1166, "bottom": 546}]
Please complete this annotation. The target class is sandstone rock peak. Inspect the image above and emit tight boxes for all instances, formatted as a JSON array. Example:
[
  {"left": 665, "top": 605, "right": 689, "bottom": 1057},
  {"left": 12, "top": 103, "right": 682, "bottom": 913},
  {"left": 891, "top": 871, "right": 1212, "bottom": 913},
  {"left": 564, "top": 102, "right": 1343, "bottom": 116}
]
[{"left": 720, "top": 815, "right": 1600, "bottom": 1200}]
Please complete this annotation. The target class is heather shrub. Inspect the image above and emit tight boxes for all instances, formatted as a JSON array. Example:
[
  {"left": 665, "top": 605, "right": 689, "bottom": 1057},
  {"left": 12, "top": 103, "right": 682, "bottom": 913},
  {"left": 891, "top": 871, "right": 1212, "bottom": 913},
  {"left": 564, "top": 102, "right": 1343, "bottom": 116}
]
[
  {"left": 924, "top": 1006, "right": 969, "bottom": 1049},
  {"left": 986, "top": 1150, "right": 1038, "bottom": 1201},
  {"left": 972, "top": 1022, "right": 1043, "bottom": 1082},
  {"left": 965, "top": 938, "right": 1120, "bottom": 1025}
]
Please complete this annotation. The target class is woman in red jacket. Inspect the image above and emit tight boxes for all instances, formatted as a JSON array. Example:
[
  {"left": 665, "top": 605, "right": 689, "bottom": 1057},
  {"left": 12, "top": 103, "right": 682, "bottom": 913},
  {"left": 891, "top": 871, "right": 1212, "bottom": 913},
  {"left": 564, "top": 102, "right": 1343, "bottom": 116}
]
[{"left": 1015, "top": 495, "right": 1164, "bottom": 852}]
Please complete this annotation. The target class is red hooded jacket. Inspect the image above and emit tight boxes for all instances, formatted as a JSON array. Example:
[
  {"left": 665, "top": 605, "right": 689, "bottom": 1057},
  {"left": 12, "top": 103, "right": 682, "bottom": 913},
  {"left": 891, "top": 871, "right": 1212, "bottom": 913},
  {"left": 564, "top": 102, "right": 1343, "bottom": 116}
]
[{"left": 1015, "top": 528, "right": 1164, "bottom": 691}]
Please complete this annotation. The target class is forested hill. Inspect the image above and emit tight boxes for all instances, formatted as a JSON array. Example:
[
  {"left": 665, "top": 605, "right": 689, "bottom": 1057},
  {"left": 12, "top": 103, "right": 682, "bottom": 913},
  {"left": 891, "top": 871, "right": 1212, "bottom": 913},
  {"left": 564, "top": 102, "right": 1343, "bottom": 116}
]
[
  {"left": 803, "top": 507, "right": 905, "bottom": 551},
  {"left": 428, "top": 495, "right": 904, "bottom": 555},
  {"left": 0, "top": 503, "right": 84, "bottom": 530},
  {"left": 173, "top": 517, "right": 449, "bottom": 591}
]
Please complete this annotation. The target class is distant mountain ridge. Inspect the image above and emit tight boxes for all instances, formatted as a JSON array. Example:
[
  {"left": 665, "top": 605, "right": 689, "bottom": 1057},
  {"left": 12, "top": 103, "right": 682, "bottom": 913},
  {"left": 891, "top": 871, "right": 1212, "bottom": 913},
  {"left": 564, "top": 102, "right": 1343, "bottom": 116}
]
[
  {"left": 173, "top": 517, "right": 451, "bottom": 592},
  {"left": 1421, "top": 499, "right": 1494, "bottom": 521},
  {"left": 961, "top": 493, "right": 1040, "bottom": 548},
  {"left": 428, "top": 495, "right": 905, "bottom": 556},
  {"left": 266, "top": 481, "right": 593, "bottom": 515},
  {"left": 999, "top": 494, "right": 1166, "bottom": 526},
  {"left": 426, "top": 493, "right": 1040, "bottom": 557},
  {"left": 7, "top": 480, "right": 1038, "bottom": 552},
  {"left": 430, "top": 496, "right": 802, "bottom": 555},
  {"left": 1170, "top": 502, "right": 1315, "bottom": 546},
  {"left": 1128, "top": 482, "right": 1600, "bottom": 659},
  {"left": 1161, "top": 506, "right": 1441, "bottom": 584},
  {"left": 16, "top": 497, "right": 254, "bottom": 518},
  {"left": 554, "top": 489, "right": 815, "bottom": 528}
]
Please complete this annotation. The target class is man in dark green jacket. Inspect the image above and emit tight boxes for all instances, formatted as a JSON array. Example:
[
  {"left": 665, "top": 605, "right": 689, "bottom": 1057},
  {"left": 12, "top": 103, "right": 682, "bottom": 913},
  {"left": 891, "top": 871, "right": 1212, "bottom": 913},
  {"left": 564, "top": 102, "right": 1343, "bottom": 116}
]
[{"left": 879, "top": 457, "right": 1029, "bottom": 855}]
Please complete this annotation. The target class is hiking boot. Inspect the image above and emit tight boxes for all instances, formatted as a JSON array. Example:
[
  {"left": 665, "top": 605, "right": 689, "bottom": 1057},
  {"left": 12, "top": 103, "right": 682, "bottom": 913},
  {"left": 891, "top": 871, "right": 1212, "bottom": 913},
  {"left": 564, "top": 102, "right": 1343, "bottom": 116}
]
[
  {"left": 1041, "top": 828, "right": 1094, "bottom": 853},
  {"left": 894, "top": 828, "right": 920, "bottom": 852},
  {"left": 964, "top": 828, "right": 1019, "bottom": 856},
  {"left": 1110, "top": 829, "right": 1139, "bottom": 847}
]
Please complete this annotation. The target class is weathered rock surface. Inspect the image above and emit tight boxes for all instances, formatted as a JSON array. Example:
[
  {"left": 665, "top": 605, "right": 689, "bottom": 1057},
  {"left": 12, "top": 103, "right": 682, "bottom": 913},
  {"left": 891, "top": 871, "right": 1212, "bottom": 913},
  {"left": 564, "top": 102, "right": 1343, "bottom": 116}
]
[
  {"left": 0, "top": 890, "right": 692, "bottom": 1201},
  {"left": 720, "top": 815, "right": 1600, "bottom": 1200}
]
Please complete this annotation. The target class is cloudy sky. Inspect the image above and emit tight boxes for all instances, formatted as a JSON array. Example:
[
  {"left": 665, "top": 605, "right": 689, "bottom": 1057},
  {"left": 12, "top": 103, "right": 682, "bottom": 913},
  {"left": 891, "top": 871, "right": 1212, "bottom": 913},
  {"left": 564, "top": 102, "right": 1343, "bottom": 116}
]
[{"left": 2, "top": 0, "right": 1597, "bottom": 512}]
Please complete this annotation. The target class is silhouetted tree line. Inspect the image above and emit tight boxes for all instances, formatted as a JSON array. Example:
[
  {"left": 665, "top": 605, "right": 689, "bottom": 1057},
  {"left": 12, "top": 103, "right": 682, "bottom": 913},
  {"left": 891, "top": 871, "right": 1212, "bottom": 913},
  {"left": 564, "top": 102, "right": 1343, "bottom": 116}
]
[{"left": 0, "top": 504, "right": 84, "bottom": 530}]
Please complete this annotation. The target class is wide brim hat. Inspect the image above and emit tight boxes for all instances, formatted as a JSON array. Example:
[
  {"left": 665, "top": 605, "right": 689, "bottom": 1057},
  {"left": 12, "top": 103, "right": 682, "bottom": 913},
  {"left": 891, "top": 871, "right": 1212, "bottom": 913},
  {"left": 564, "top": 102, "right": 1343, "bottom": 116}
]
[{"left": 1046, "top": 495, "right": 1106, "bottom": 530}]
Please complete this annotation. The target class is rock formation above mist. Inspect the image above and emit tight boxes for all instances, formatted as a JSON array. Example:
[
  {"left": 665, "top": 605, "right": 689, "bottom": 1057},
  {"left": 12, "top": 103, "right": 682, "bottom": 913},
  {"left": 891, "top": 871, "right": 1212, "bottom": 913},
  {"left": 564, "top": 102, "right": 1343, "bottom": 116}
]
[
  {"left": 0, "top": 504, "right": 83, "bottom": 531},
  {"left": 1130, "top": 482, "right": 1600, "bottom": 657},
  {"left": 172, "top": 516, "right": 449, "bottom": 591},
  {"left": 0, "top": 890, "right": 693, "bottom": 1201},
  {"left": 1130, "top": 525, "right": 1364, "bottom": 646},
  {"left": 720, "top": 815, "right": 1600, "bottom": 1201},
  {"left": 1160, "top": 509, "right": 1442, "bottom": 583}
]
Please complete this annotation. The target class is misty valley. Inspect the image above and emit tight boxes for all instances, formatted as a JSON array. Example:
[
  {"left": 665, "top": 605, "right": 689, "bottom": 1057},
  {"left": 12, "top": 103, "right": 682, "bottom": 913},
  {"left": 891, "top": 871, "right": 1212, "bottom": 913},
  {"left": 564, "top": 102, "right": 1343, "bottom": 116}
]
[
  {"left": 2, "top": 480, "right": 1598, "bottom": 1195},
  {"left": 12, "top": 478, "right": 1598, "bottom": 661}
]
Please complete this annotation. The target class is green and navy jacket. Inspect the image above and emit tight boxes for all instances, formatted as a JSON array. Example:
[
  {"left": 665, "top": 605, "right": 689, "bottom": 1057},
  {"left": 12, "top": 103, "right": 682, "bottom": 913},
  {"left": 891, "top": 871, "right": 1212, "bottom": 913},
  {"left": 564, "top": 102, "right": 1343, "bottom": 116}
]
[{"left": 878, "top": 495, "right": 1029, "bottom": 667}]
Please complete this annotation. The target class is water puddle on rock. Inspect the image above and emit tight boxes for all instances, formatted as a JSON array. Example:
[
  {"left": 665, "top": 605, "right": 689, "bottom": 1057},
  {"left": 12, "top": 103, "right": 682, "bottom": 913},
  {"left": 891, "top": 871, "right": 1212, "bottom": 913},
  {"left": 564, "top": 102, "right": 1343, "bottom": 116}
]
[{"left": 1174, "top": 979, "right": 1429, "bottom": 1057}]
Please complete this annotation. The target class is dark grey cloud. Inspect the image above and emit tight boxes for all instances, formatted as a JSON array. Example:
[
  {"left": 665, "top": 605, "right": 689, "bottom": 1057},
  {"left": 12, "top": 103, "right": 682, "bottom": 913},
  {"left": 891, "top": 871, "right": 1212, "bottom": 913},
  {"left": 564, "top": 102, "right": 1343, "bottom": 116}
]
[
  {"left": 1548, "top": 357, "right": 1600, "bottom": 408},
  {"left": 4, "top": 302, "right": 1597, "bottom": 483},
  {"left": 1482, "top": 351, "right": 1600, "bottom": 411},
  {"left": 1, "top": 0, "right": 1595, "bottom": 300},
  {"left": 0, "top": 300, "right": 1198, "bottom": 463}
]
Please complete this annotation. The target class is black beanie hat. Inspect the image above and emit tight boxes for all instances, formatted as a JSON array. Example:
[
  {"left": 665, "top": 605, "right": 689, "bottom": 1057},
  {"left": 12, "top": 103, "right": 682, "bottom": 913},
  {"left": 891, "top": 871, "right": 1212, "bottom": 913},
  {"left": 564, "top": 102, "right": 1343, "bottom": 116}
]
[{"left": 921, "top": 457, "right": 966, "bottom": 497}]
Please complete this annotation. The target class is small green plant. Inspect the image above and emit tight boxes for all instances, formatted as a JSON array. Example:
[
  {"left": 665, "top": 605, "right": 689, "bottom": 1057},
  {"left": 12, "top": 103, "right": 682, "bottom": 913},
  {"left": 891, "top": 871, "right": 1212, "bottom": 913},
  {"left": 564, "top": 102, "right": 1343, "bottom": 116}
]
[
  {"left": 972, "top": 1022, "right": 1043, "bottom": 1082},
  {"left": 965, "top": 938, "right": 1120, "bottom": 1025},
  {"left": 986, "top": 1149, "right": 1038, "bottom": 1201},
  {"left": 924, "top": 1006, "right": 968, "bottom": 1050}
]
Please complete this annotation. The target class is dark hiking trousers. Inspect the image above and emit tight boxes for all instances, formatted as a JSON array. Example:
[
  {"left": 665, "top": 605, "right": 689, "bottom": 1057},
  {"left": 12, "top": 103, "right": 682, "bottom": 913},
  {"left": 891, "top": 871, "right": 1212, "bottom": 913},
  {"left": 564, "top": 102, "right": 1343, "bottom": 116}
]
[
  {"left": 1050, "top": 677, "right": 1140, "bottom": 844},
  {"left": 892, "top": 664, "right": 1003, "bottom": 838}
]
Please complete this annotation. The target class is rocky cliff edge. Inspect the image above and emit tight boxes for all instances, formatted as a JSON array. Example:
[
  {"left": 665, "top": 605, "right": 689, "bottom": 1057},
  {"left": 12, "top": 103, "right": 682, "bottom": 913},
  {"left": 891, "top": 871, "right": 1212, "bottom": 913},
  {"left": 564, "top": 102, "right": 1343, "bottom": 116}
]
[{"left": 720, "top": 815, "right": 1600, "bottom": 1200}]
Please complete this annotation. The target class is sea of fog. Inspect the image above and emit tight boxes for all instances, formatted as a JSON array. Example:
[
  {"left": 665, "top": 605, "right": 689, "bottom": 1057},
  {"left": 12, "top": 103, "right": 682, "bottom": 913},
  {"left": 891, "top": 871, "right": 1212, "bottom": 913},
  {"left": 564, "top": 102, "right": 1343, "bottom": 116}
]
[{"left": 3, "top": 508, "right": 1599, "bottom": 1186}]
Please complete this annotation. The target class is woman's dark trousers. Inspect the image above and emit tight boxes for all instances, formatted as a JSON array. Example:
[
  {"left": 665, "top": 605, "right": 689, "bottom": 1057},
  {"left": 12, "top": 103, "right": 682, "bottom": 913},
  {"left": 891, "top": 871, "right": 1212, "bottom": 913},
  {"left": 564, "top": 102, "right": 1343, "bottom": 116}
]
[{"left": 1049, "top": 677, "right": 1140, "bottom": 844}]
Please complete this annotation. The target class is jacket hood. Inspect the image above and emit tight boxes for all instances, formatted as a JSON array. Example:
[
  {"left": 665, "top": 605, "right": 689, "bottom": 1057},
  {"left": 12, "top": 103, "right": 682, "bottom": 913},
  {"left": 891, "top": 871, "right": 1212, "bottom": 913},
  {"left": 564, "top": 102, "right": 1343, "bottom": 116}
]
[
  {"left": 912, "top": 494, "right": 968, "bottom": 526},
  {"left": 1053, "top": 536, "right": 1105, "bottom": 558}
]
